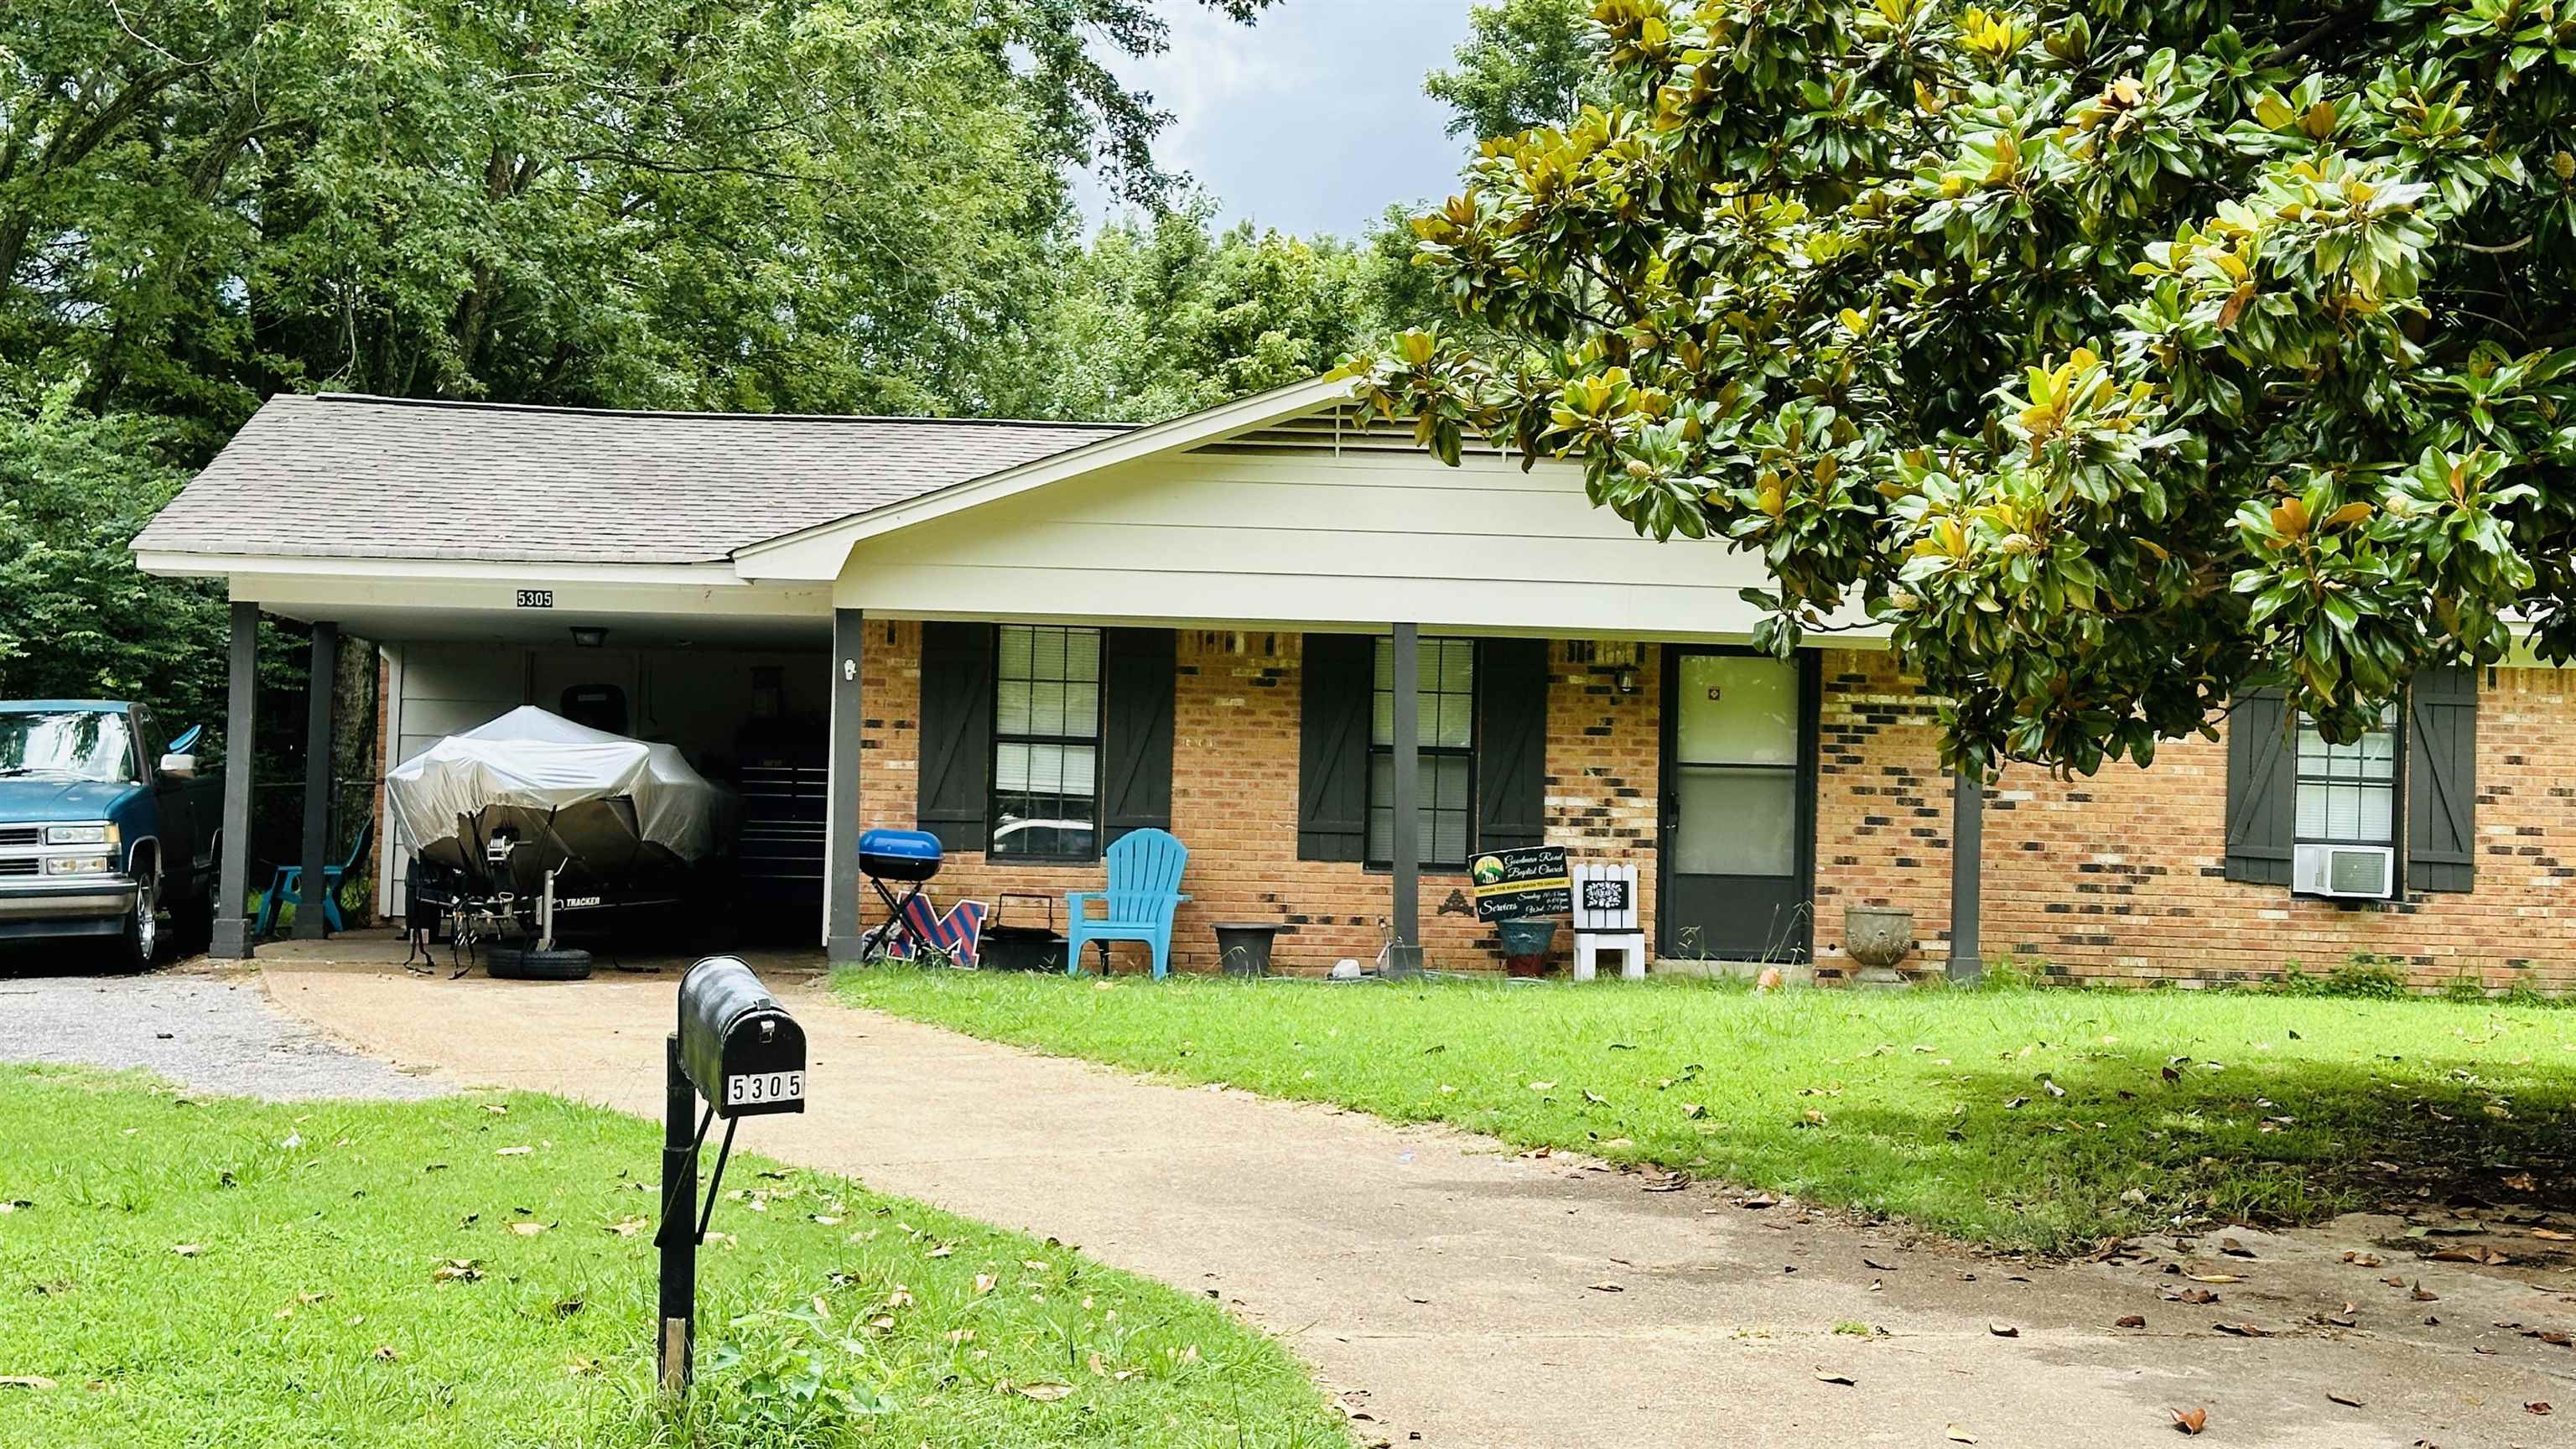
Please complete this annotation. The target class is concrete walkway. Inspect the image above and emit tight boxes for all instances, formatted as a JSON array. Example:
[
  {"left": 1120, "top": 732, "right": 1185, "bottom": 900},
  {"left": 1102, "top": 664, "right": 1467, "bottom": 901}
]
[{"left": 256, "top": 942, "right": 2573, "bottom": 1449}]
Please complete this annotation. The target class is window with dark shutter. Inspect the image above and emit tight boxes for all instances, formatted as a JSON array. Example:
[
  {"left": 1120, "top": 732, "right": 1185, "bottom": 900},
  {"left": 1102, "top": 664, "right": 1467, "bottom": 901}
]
[
  {"left": 917, "top": 622, "right": 995, "bottom": 851},
  {"left": 1297, "top": 633, "right": 1372, "bottom": 861},
  {"left": 2223, "top": 688, "right": 2296, "bottom": 885},
  {"left": 1475, "top": 638, "right": 1549, "bottom": 853},
  {"left": 2407, "top": 666, "right": 2477, "bottom": 892},
  {"left": 1100, "top": 627, "right": 1176, "bottom": 845}
]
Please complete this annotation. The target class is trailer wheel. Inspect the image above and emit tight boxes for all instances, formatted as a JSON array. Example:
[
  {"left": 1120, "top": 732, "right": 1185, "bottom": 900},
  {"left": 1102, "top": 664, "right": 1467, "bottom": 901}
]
[{"left": 486, "top": 944, "right": 593, "bottom": 980}]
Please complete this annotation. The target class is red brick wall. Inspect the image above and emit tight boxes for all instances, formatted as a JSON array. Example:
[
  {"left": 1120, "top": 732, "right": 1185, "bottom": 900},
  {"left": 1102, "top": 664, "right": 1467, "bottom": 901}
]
[
  {"left": 1811, "top": 649, "right": 1956, "bottom": 979},
  {"left": 856, "top": 626, "right": 1661, "bottom": 974},
  {"left": 851, "top": 626, "right": 2573, "bottom": 994},
  {"left": 1807, "top": 652, "right": 2576, "bottom": 995}
]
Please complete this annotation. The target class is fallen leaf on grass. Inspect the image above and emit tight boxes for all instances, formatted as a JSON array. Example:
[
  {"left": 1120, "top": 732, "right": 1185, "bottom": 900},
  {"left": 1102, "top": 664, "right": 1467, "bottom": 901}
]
[
  {"left": 604, "top": 1217, "right": 647, "bottom": 1238},
  {"left": 170, "top": 1244, "right": 202, "bottom": 1258},
  {"left": 2425, "top": 1245, "right": 2511, "bottom": 1265},
  {"left": 1815, "top": 1369, "right": 1856, "bottom": 1385},
  {"left": 2169, "top": 1406, "right": 2206, "bottom": 1435},
  {"left": 508, "top": 1222, "right": 550, "bottom": 1238},
  {"left": 371, "top": 1346, "right": 400, "bottom": 1363},
  {"left": 2531, "top": 1228, "right": 2573, "bottom": 1241},
  {"left": 973, "top": 1274, "right": 996, "bottom": 1295},
  {"left": 431, "top": 1259, "right": 482, "bottom": 1282},
  {"left": 1527, "top": 1081, "right": 1555, "bottom": 1093},
  {"left": 1014, "top": 1382, "right": 1074, "bottom": 1402},
  {"left": 496, "top": 1146, "right": 532, "bottom": 1157},
  {"left": 0, "top": 1377, "right": 57, "bottom": 1390}
]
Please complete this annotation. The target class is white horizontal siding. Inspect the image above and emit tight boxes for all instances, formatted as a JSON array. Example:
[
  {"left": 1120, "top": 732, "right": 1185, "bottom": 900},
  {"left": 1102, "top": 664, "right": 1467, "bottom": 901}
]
[{"left": 834, "top": 447, "right": 1856, "bottom": 636}]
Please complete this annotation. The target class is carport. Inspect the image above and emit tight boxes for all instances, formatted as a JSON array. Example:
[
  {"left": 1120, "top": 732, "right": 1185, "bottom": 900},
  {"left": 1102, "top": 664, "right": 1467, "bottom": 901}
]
[{"left": 131, "top": 392, "right": 1126, "bottom": 960}]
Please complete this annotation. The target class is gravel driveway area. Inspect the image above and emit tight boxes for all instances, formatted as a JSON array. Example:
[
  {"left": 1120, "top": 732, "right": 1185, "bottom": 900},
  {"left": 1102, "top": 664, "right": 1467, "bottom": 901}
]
[{"left": 0, "top": 962, "right": 447, "bottom": 1101}]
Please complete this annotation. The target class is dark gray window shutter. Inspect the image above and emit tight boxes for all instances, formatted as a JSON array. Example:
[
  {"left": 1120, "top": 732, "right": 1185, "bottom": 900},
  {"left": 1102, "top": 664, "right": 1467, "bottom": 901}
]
[
  {"left": 2407, "top": 666, "right": 2477, "bottom": 892},
  {"left": 1101, "top": 627, "right": 1175, "bottom": 844},
  {"left": 2224, "top": 688, "right": 2295, "bottom": 885},
  {"left": 1475, "top": 638, "right": 1549, "bottom": 852},
  {"left": 1297, "top": 632, "right": 1372, "bottom": 860},
  {"left": 917, "top": 622, "right": 994, "bottom": 851}
]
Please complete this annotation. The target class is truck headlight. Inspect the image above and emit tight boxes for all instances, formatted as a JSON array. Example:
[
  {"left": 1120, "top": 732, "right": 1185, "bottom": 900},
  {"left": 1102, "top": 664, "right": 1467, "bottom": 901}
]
[
  {"left": 45, "top": 854, "right": 112, "bottom": 875},
  {"left": 47, "top": 823, "right": 115, "bottom": 847}
]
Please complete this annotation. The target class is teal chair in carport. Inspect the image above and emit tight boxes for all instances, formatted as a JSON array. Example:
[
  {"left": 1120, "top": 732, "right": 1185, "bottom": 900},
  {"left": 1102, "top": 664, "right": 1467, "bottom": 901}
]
[
  {"left": 254, "top": 822, "right": 371, "bottom": 938},
  {"left": 1065, "top": 828, "right": 1189, "bottom": 979}
]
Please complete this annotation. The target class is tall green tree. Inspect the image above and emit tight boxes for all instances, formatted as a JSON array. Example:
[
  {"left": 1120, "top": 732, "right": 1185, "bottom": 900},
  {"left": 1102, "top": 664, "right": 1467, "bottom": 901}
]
[
  {"left": 1351, "top": 0, "right": 2576, "bottom": 773},
  {"left": 0, "top": 0, "right": 1278, "bottom": 434},
  {"left": 1000, "top": 203, "right": 1409, "bottom": 423},
  {"left": 1423, "top": 0, "right": 1606, "bottom": 140}
]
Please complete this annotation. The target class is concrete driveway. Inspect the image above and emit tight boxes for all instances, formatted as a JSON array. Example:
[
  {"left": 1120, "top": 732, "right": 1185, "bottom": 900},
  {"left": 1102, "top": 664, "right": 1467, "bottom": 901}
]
[{"left": 251, "top": 937, "right": 2573, "bottom": 1449}]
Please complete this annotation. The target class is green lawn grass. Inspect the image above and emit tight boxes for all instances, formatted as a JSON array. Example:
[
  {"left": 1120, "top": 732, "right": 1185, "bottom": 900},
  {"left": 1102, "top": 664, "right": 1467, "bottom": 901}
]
[
  {"left": 0, "top": 1066, "right": 1348, "bottom": 1449},
  {"left": 834, "top": 969, "right": 2576, "bottom": 1254}
]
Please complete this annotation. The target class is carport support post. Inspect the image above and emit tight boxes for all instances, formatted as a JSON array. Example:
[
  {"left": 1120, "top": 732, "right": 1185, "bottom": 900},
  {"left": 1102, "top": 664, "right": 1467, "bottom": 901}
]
[
  {"left": 294, "top": 621, "right": 338, "bottom": 940},
  {"left": 657, "top": 1032, "right": 697, "bottom": 1393},
  {"left": 1948, "top": 764, "right": 1984, "bottom": 982},
  {"left": 209, "top": 602, "right": 259, "bottom": 959},
  {"left": 823, "top": 608, "right": 867, "bottom": 962},
  {"left": 1384, "top": 622, "right": 1424, "bottom": 977}
]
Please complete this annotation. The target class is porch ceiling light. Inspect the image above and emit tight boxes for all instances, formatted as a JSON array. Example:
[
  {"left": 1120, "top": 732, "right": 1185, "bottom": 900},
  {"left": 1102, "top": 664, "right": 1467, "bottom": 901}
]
[
  {"left": 1615, "top": 665, "right": 1640, "bottom": 695},
  {"left": 571, "top": 626, "right": 608, "bottom": 648}
]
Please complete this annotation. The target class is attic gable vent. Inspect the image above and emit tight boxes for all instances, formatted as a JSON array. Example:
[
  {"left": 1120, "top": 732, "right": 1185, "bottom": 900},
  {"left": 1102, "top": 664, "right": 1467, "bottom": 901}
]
[{"left": 1200, "top": 406, "right": 1507, "bottom": 459}]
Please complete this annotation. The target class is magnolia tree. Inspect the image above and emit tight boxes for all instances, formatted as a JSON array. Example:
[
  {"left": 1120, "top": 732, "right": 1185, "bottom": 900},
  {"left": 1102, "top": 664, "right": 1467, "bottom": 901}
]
[{"left": 1344, "top": 0, "right": 2576, "bottom": 774}]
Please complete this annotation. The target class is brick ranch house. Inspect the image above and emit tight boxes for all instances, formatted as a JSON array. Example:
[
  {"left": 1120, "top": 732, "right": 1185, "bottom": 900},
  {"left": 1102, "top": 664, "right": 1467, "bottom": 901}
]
[{"left": 132, "top": 376, "right": 2569, "bottom": 995}]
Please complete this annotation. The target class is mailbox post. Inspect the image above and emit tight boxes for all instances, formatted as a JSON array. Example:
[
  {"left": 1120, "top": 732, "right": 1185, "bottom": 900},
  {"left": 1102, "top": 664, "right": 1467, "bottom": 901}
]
[{"left": 658, "top": 956, "right": 807, "bottom": 1394}]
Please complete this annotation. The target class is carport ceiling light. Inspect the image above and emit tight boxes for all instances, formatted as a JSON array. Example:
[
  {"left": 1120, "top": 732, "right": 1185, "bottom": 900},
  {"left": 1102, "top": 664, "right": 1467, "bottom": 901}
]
[{"left": 571, "top": 626, "right": 608, "bottom": 648}]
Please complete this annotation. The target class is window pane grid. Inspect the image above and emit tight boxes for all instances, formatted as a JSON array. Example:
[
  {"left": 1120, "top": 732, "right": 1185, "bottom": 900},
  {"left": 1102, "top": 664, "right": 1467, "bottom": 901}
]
[
  {"left": 1368, "top": 636, "right": 1477, "bottom": 867},
  {"left": 991, "top": 625, "right": 1103, "bottom": 860},
  {"left": 2293, "top": 704, "right": 2397, "bottom": 847}
]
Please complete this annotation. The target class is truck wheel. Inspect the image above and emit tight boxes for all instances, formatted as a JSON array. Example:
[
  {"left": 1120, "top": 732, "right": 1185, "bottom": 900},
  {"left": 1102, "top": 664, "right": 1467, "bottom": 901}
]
[
  {"left": 116, "top": 870, "right": 161, "bottom": 972},
  {"left": 486, "top": 944, "right": 592, "bottom": 981}
]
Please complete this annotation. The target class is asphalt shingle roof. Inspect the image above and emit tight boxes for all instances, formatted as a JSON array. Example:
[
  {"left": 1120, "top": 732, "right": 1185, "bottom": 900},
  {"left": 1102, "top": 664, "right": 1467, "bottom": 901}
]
[{"left": 132, "top": 393, "right": 1132, "bottom": 565}]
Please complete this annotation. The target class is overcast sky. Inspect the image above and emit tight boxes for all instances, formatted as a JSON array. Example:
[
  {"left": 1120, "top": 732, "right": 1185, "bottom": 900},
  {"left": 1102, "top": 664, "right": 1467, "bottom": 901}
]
[{"left": 1077, "top": 0, "right": 1478, "bottom": 239}]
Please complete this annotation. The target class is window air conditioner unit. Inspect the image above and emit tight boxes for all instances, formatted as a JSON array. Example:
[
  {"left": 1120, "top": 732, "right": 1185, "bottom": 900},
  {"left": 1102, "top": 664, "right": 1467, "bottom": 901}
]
[{"left": 2292, "top": 843, "right": 2396, "bottom": 900}]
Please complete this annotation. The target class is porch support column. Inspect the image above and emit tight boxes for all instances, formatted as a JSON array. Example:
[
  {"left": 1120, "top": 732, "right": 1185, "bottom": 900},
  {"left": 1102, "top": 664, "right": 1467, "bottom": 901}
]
[
  {"left": 209, "top": 601, "right": 260, "bottom": 960},
  {"left": 1384, "top": 622, "right": 1425, "bottom": 977},
  {"left": 1947, "top": 764, "right": 1983, "bottom": 982},
  {"left": 823, "top": 607, "right": 868, "bottom": 963},
  {"left": 293, "top": 621, "right": 338, "bottom": 939}
]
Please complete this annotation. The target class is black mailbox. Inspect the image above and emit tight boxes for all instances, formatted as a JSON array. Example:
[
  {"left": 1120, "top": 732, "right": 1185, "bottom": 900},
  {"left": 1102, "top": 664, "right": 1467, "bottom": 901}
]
[{"left": 677, "top": 956, "right": 807, "bottom": 1118}]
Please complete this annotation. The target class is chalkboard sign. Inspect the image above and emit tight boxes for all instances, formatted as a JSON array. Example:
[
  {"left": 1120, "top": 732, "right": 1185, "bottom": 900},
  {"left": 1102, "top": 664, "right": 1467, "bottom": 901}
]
[
  {"left": 1581, "top": 875, "right": 1631, "bottom": 914},
  {"left": 1470, "top": 844, "right": 1571, "bottom": 922}
]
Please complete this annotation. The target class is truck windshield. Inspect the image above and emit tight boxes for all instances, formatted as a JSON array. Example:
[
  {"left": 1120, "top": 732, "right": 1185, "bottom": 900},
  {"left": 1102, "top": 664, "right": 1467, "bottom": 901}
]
[{"left": 0, "top": 711, "right": 135, "bottom": 782}]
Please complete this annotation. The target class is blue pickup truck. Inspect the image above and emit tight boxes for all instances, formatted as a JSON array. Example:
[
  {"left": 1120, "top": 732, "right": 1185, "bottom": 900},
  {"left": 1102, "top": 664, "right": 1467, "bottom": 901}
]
[{"left": 0, "top": 700, "right": 222, "bottom": 965}]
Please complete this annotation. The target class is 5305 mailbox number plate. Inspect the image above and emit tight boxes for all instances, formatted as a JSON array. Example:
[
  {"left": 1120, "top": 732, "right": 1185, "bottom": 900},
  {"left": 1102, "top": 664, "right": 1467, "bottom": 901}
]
[{"left": 725, "top": 1071, "right": 804, "bottom": 1108}]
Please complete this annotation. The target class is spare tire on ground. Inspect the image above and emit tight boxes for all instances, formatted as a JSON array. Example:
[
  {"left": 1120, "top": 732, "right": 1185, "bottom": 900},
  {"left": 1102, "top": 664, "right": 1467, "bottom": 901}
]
[{"left": 486, "top": 944, "right": 594, "bottom": 980}]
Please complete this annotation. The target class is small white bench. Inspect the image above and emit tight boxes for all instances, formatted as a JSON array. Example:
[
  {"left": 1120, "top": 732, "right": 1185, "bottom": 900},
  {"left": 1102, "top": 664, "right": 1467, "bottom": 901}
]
[{"left": 1571, "top": 862, "right": 1646, "bottom": 981}]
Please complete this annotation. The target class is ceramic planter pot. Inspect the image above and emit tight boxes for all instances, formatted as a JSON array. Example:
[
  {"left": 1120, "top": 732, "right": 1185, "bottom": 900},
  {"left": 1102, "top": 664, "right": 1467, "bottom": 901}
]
[
  {"left": 1498, "top": 917, "right": 1559, "bottom": 978},
  {"left": 1842, "top": 905, "right": 1917, "bottom": 969}
]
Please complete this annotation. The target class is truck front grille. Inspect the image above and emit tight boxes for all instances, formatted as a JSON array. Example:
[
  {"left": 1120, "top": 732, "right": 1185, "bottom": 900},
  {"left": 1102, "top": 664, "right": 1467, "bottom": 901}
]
[
  {"left": 0, "top": 857, "right": 38, "bottom": 876},
  {"left": 0, "top": 827, "right": 37, "bottom": 848}
]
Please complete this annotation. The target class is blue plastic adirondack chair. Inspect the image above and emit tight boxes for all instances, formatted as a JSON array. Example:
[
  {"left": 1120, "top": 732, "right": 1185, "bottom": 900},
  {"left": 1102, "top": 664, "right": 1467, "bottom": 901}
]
[
  {"left": 1065, "top": 828, "right": 1189, "bottom": 979},
  {"left": 254, "top": 821, "right": 371, "bottom": 938}
]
